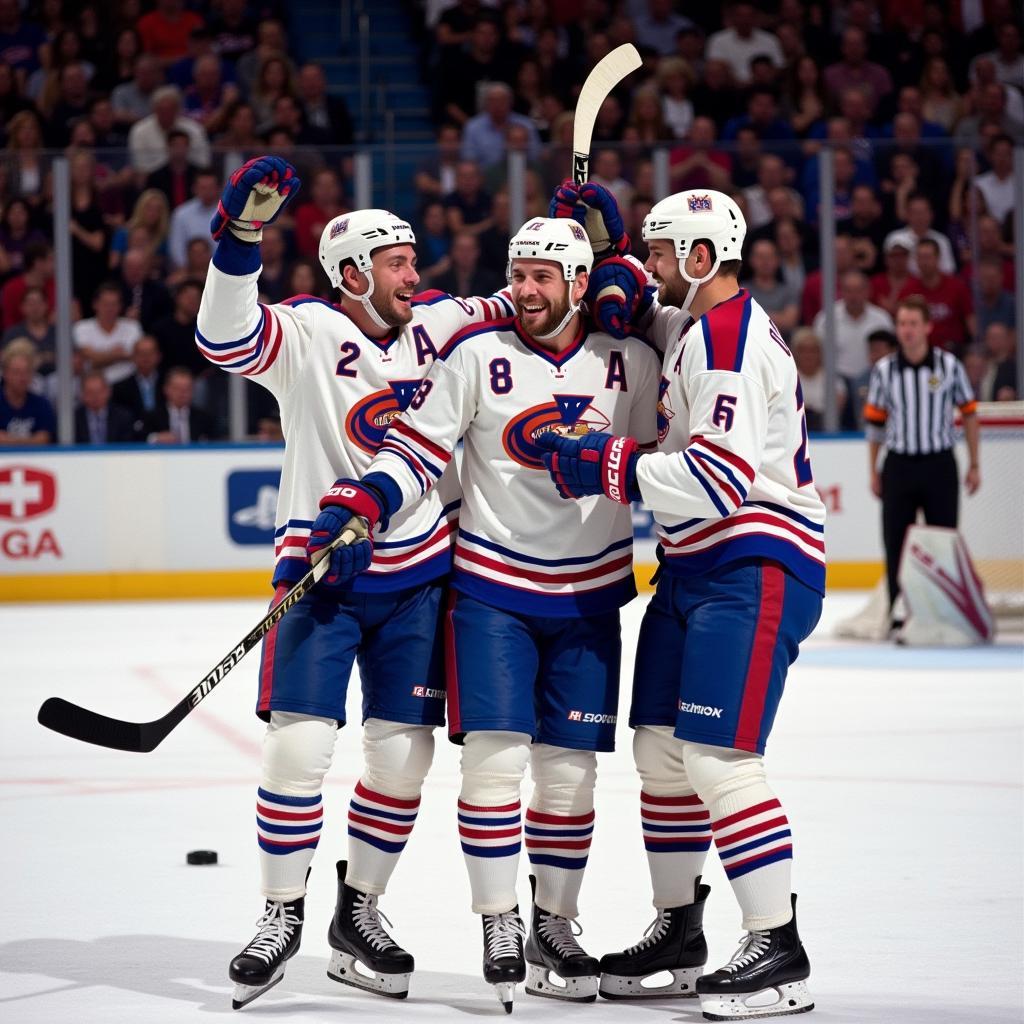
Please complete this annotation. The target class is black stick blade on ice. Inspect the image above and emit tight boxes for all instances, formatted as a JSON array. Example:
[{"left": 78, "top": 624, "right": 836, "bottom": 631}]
[{"left": 35, "top": 521, "right": 366, "bottom": 753}]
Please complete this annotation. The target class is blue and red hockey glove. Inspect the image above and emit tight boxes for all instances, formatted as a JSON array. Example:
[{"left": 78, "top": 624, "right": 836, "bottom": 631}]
[
  {"left": 548, "top": 179, "right": 630, "bottom": 259},
  {"left": 534, "top": 431, "right": 642, "bottom": 504},
  {"left": 586, "top": 255, "right": 655, "bottom": 339},
  {"left": 210, "top": 155, "right": 301, "bottom": 244}
]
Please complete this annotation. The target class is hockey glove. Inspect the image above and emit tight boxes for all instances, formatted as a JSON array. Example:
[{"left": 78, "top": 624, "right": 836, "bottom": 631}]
[
  {"left": 586, "top": 256, "right": 655, "bottom": 339},
  {"left": 534, "top": 431, "right": 642, "bottom": 504},
  {"left": 548, "top": 179, "right": 630, "bottom": 259},
  {"left": 210, "top": 155, "right": 301, "bottom": 244}
]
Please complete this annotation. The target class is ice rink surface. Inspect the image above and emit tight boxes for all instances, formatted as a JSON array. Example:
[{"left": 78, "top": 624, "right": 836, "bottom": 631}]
[{"left": 2, "top": 592, "right": 1022, "bottom": 1024}]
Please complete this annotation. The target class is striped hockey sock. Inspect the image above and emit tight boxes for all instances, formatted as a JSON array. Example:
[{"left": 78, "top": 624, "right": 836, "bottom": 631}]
[
  {"left": 710, "top": 793, "right": 793, "bottom": 931},
  {"left": 525, "top": 807, "right": 594, "bottom": 919},
  {"left": 346, "top": 781, "right": 421, "bottom": 895},
  {"left": 458, "top": 798, "right": 522, "bottom": 914},
  {"left": 641, "top": 790, "right": 712, "bottom": 908},
  {"left": 256, "top": 786, "right": 323, "bottom": 901}
]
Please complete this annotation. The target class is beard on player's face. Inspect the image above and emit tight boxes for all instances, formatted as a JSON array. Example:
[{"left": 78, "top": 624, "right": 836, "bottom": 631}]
[
  {"left": 515, "top": 285, "right": 570, "bottom": 338},
  {"left": 369, "top": 281, "right": 415, "bottom": 326}
]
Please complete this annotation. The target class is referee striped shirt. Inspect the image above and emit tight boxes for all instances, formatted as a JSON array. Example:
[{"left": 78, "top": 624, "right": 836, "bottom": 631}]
[{"left": 863, "top": 347, "right": 976, "bottom": 454}]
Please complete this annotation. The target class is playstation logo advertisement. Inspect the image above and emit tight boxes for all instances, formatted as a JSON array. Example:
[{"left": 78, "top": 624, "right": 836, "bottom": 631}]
[{"left": 227, "top": 470, "right": 281, "bottom": 546}]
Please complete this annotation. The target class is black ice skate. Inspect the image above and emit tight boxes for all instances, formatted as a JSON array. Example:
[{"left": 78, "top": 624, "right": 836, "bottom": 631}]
[
  {"left": 598, "top": 879, "right": 709, "bottom": 1000},
  {"left": 524, "top": 874, "right": 599, "bottom": 1002},
  {"left": 482, "top": 907, "right": 527, "bottom": 1013},
  {"left": 229, "top": 895, "right": 304, "bottom": 1010},
  {"left": 696, "top": 894, "right": 813, "bottom": 1021},
  {"left": 326, "top": 860, "right": 413, "bottom": 998}
]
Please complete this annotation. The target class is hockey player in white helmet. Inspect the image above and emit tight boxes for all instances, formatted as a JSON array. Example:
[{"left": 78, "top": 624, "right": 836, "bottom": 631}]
[
  {"left": 318, "top": 216, "right": 660, "bottom": 1012},
  {"left": 196, "top": 156, "right": 514, "bottom": 1009},
  {"left": 541, "top": 182, "right": 825, "bottom": 1019}
]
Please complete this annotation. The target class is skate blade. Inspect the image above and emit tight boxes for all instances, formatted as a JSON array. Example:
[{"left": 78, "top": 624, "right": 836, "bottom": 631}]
[
  {"left": 493, "top": 981, "right": 517, "bottom": 1014},
  {"left": 700, "top": 980, "right": 814, "bottom": 1020},
  {"left": 231, "top": 969, "right": 284, "bottom": 1010},
  {"left": 327, "top": 949, "right": 410, "bottom": 999},
  {"left": 599, "top": 966, "right": 702, "bottom": 1000},
  {"left": 525, "top": 963, "right": 598, "bottom": 1002}
]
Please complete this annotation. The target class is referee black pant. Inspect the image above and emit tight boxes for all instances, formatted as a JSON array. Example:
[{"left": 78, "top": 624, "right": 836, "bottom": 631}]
[{"left": 881, "top": 450, "right": 959, "bottom": 608}]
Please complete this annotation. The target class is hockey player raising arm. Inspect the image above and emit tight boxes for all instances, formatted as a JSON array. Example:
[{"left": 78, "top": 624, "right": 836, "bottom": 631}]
[
  {"left": 539, "top": 183, "right": 825, "bottom": 1021},
  {"left": 195, "top": 156, "right": 513, "bottom": 1009},
  {"left": 318, "top": 217, "right": 659, "bottom": 1011}
]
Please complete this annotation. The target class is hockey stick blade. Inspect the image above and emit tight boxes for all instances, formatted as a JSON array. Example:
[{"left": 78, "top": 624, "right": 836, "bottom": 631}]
[
  {"left": 572, "top": 43, "right": 641, "bottom": 184},
  {"left": 36, "top": 520, "right": 368, "bottom": 752}
]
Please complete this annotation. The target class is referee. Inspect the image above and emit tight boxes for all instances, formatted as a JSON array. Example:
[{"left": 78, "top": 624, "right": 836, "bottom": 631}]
[{"left": 863, "top": 295, "right": 981, "bottom": 615}]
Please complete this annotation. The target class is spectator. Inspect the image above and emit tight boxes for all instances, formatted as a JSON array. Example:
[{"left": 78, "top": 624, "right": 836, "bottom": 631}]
[
  {"left": 151, "top": 279, "right": 205, "bottom": 376},
  {"left": 881, "top": 112, "right": 948, "bottom": 203},
  {"left": 92, "top": 26, "right": 142, "bottom": 95},
  {"left": 0, "top": 198, "right": 45, "bottom": 279},
  {"left": 292, "top": 168, "right": 347, "bottom": 260},
  {"left": 824, "top": 25, "right": 893, "bottom": 116},
  {"left": 626, "top": 83, "right": 673, "bottom": 145},
  {"left": 587, "top": 148, "right": 633, "bottom": 210},
  {"left": 782, "top": 54, "right": 828, "bottom": 137},
  {"left": 668, "top": 116, "right": 732, "bottom": 192},
  {"left": 0, "top": 241, "right": 54, "bottom": 331},
  {"left": 444, "top": 160, "right": 493, "bottom": 237},
  {"left": 208, "top": 0, "right": 258, "bottom": 67},
  {"left": 256, "top": 225, "right": 289, "bottom": 304},
  {"left": 109, "top": 189, "right": 170, "bottom": 272},
  {"left": 413, "top": 201, "right": 451, "bottom": 287},
  {"left": 743, "top": 239, "right": 799, "bottom": 335},
  {"left": 235, "top": 18, "right": 291, "bottom": 98},
  {"left": 633, "top": 0, "right": 695, "bottom": 57},
  {"left": 112, "top": 334, "right": 163, "bottom": 426},
  {"left": 0, "top": 340, "right": 54, "bottom": 445},
  {"left": 250, "top": 55, "right": 294, "bottom": 133},
  {"left": 461, "top": 82, "right": 541, "bottom": 169},
  {"left": 73, "top": 281, "right": 141, "bottom": 385},
  {"left": 919, "top": 57, "right": 964, "bottom": 133},
  {"left": 884, "top": 194, "right": 956, "bottom": 276},
  {"left": 67, "top": 149, "right": 109, "bottom": 310},
  {"left": 136, "top": 0, "right": 204, "bottom": 65},
  {"left": 144, "top": 128, "right": 196, "bottom": 210},
  {"left": 27, "top": 28, "right": 95, "bottom": 119},
  {"left": 657, "top": 57, "right": 695, "bottom": 140},
  {"left": 801, "top": 234, "right": 855, "bottom": 325},
  {"left": 433, "top": 231, "right": 505, "bottom": 298},
  {"left": 74, "top": 370, "right": 136, "bottom": 444},
  {"left": 959, "top": 214, "right": 1016, "bottom": 293},
  {"left": 110, "top": 53, "right": 163, "bottom": 125},
  {"left": 127, "top": 84, "right": 211, "bottom": 174},
  {"left": 182, "top": 52, "right": 239, "bottom": 134},
  {"left": 791, "top": 326, "right": 847, "bottom": 431},
  {"left": 974, "top": 133, "right": 1017, "bottom": 227},
  {"left": 690, "top": 59, "right": 741, "bottom": 132},
  {"left": 962, "top": 344, "right": 990, "bottom": 401},
  {"left": 721, "top": 88, "right": 795, "bottom": 147},
  {"left": 439, "top": 19, "right": 513, "bottom": 126},
  {"left": 295, "top": 62, "right": 353, "bottom": 148},
  {"left": 482, "top": 121, "right": 544, "bottom": 195},
  {"left": 870, "top": 238, "right": 923, "bottom": 318},
  {"left": 1, "top": 286, "right": 55, "bottom": 374},
  {"left": 118, "top": 248, "right": 172, "bottom": 332},
  {"left": 955, "top": 79, "right": 1024, "bottom": 143},
  {"left": 743, "top": 154, "right": 799, "bottom": 232},
  {"left": 166, "top": 235, "right": 212, "bottom": 288},
  {"left": 0, "top": 58, "right": 33, "bottom": 124},
  {"left": 975, "top": 255, "right": 1016, "bottom": 338},
  {"left": 913, "top": 238, "right": 974, "bottom": 352},
  {"left": 838, "top": 184, "right": 888, "bottom": 274},
  {"left": 166, "top": 26, "right": 223, "bottom": 90},
  {"left": 286, "top": 258, "right": 323, "bottom": 299},
  {"left": 980, "top": 322, "right": 1018, "bottom": 402},
  {"left": 217, "top": 100, "right": 261, "bottom": 167},
  {"left": 971, "top": 22, "right": 1024, "bottom": 90},
  {"left": 813, "top": 269, "right": 894, "bottom": 414},
  {"left": 87, "top": 96, "right": 127, "bottom": 148},
  {"left": 851, "top": 328, "right": 899, "bottom": 424},
  {"left": 773, "top": 217, "right": 808, "bottom": 295},
  {"left": 0, "top": 0, "right": 47, "bottom": 78},
  {"left": 167, "top": 169, "right": 218, "bottom": 269},
  {"left": 140, "top": 365, "right": 217, "bottom": 443},
  {"left": 46, "top": 61, "right": 93, "bottom": 146},
  {"left": 477, "top": 189, "right": 513, "bottom": 273},
  {"left": 705, "top": 1, "right": 784, "bottom": 86},
  {"left": 4, "top": 110, "right": 49, "bottom": 211}
]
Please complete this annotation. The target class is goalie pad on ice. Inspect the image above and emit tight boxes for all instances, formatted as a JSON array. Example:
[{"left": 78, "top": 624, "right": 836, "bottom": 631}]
[{"left": 896, "top": 525, "right": 994, "bottom": 646}]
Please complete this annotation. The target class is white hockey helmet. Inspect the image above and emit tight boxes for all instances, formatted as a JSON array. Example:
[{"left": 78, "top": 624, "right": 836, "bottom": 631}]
[
  {"left": 642, "top": 190, "right": 746, "bottom": 309},
  {"left": 507, "top": 217, "right": 593, "bottom": 339},
  {"left": 318, "top": 209, "right": 417, "bottom": 329}
]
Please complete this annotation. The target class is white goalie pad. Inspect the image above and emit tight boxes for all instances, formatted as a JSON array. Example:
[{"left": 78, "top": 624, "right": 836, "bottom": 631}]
[{"left": 896, "top": 525, "right": 995, "bottom": 646}]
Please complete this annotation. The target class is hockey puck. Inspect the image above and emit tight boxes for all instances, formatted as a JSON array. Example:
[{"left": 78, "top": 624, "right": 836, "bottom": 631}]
[{"left": 186, "top": 850, "right": 218, "bottom": 865}]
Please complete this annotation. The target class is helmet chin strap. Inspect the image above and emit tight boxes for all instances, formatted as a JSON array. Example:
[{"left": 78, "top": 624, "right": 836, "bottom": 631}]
[
  {"left": 339, "top": 269, "right": 391, "bottom": 331},
  {"left": 677, "top": 255, "right": 721, "bottom": 314},
  {"left": 534, "top": 280, "right": 581, "bottom": 340}
]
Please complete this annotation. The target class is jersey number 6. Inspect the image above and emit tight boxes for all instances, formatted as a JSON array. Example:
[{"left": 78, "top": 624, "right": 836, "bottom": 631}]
[{"left": 712, "top": 393, "right": 737, "bottom": 432}]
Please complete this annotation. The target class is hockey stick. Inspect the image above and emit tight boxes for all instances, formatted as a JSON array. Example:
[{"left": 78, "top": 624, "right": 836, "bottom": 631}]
[
  {"left": 36, "top": 518, "right": 368, "bottom": 753},
  {"left": 572, "top": 43, "right": 642, "bottom": 185}
]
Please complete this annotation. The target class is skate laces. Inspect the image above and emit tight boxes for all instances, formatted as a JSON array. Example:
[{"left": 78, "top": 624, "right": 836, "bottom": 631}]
[
  {"left": 485, "top": 912, "right": 527, "bottom": 961},
  {"left": 722, "top": 930, "right": 771, "bottom": 973},
  {"left": 246, "top": 901, "right": 300, "bottom": 964},
  {"left": 537, "top": 912, "right": 587, "bottom": 959},
  {"left": 625, "top": 910, "right": 670, "bottom": 954},
  {"left": 352, "top": 892, "right": 398, "bottom": 952}
]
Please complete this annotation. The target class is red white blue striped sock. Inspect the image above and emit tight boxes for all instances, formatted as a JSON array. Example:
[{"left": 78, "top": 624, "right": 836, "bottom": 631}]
[
  {"left": 711, "top": 793, "right": 794, "bottom": 931},
  {"left": 641, "top": 790, "right": 712, "bottom": 908},
  {"left": 256, "top": 786, "right": 323, "bottom": 900},
  {"left": 525, "top": 807, "right": 594, "bottom": 919},
  {"left": 458, "top": 798, "right": 522, "bottom": 914},
  {"left": 346, "top": 781, "right": 421, "bottom": 895}
]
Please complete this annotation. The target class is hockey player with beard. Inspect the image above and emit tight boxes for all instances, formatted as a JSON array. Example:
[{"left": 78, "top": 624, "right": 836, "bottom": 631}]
[
  {"left": 538, "top": 181, "right": 825, "bottom": 1021},
  {"left": 312, "top": 216, "right": 660, "bottom": 1012},
  {"left": 195, "top": 156, "right": 514, "bottom": 1009}
]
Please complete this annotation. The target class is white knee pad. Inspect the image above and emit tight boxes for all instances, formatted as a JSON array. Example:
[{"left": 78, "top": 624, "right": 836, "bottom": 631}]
[
  {"left": 262, "top": 710, "right": 338, "bottom": 795},
  {"left": 632, "top": 725, "right": 691, "bottom": 795},
  {"left": 361, "top": 718, "right": 435, "bottom": 799},
  {"left": 459, "top": 731, "right": 531, "bottom": 806},
  {"left": 529, "top": 743, "right": 597, "bottom": 816},
  {"left": 680, "top": 740, "right": 766, "bottom": 805}
]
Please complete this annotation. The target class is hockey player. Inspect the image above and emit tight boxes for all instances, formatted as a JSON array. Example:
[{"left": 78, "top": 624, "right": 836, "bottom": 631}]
[
  {"left": 195, "top": 156, "right": 514, "bottom": 1009},
  {"left": 539, "top": 183, "right": 825, "bottom": 1020},
  {"left": 310, "top": 216, "right": 660, "bottom": 1012}
]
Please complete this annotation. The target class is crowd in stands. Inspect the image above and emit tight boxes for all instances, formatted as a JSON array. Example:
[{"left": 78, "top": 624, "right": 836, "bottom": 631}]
[{"left": 0, "top": 0, "right": 1020, "bottom": 446}]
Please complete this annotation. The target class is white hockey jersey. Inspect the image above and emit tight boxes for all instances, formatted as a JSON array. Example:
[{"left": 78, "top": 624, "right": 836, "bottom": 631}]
[
  {"left": 196, "top": 263, "right": 512, "bottom": 591},
  {"left": 366, "top": 316, "right": 661, "bottom": 616},
  {"left": 638, "top": 287, "right": 826, "bottom": 594}
]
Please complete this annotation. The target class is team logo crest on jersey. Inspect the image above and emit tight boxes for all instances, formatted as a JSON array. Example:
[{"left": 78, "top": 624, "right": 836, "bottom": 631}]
[
  {"left": 345, "top": 379, "right": 422, "bottom": 454},
  {"left": 502, "top": 394, "right": 610, "bottom": 469},
  {"left": 569, "top": 223, "right": 586, "bottom": 241},
  {"left": 330, "top": 218, "right": 349, "bottom": 239},
  {"left": 688, "top": 194, "right": 713, "bottom": 212},
  {"left": 656, "top": 376, "right": 675, "bottom": 444}
]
